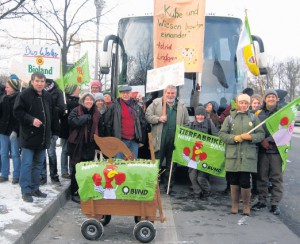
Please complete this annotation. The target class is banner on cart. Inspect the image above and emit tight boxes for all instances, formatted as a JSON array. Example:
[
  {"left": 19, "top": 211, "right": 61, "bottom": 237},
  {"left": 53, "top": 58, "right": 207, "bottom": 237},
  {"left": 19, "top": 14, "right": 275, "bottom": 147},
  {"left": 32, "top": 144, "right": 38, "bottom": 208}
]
[{"left": 76, "top": 160, "right": 159, "bottom": 202}]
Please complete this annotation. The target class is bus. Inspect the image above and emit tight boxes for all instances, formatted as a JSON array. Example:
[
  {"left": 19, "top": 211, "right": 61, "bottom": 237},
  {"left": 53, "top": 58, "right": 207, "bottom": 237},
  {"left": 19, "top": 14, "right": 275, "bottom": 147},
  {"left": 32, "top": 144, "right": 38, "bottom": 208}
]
[{"left": 99, "top": 0, "right": 267, "bottom": 115}]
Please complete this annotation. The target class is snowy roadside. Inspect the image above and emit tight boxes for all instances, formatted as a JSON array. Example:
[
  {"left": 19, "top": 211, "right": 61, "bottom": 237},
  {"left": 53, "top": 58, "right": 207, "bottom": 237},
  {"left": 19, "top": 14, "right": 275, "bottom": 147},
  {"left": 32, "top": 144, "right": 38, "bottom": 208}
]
[{"left": 0, "top": 146, "right": 70, "bottom": 244}]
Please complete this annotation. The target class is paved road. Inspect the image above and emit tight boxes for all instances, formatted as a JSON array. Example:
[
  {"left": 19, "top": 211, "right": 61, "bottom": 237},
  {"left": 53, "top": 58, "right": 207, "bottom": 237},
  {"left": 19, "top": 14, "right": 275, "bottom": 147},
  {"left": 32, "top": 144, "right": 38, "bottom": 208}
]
[{"left": 33, "top": 128, "right": 300, "bottom": 243}]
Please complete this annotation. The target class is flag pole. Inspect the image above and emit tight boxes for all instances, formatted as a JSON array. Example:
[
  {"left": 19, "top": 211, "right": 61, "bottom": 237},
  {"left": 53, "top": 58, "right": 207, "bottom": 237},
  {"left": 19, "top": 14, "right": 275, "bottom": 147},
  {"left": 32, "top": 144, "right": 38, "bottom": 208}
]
[{"left": 247, "top": 120, "right": 266, "bottom": 134}]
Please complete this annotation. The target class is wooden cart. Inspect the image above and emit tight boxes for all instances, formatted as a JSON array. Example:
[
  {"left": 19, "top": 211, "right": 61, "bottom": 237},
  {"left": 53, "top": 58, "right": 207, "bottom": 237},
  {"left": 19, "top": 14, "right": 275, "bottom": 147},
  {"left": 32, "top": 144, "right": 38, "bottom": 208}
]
[{"left": 80, "top": 134, "right": 166, "bottom": 243}]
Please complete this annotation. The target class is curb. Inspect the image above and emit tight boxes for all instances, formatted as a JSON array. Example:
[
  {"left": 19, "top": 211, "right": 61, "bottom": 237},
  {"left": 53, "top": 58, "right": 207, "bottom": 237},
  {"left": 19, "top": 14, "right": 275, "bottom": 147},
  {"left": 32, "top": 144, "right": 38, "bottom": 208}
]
[{"left": 14, "top": 185, "right": 70, "bottom": 244}]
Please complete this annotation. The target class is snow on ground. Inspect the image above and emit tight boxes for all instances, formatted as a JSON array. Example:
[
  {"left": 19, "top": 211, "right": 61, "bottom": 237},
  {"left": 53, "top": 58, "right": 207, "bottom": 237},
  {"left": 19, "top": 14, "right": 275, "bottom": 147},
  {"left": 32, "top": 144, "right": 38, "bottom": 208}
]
[{"left": 0, "top": 145, "right": 69, "bottom": 243}]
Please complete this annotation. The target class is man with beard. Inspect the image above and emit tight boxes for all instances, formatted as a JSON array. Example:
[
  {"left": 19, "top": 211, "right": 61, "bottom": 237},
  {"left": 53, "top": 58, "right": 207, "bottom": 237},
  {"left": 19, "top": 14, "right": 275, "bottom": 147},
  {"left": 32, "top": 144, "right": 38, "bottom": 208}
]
[{"left": 145, "top": 85, "right": 189, "bottom": 195}]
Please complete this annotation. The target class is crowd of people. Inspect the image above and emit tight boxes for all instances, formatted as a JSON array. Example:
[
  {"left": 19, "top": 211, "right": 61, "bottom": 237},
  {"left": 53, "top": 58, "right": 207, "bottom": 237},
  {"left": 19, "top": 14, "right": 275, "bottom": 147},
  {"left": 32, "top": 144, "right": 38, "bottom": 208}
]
[{"left": 0, "top": 72, "right": 286, "bottom": 216}]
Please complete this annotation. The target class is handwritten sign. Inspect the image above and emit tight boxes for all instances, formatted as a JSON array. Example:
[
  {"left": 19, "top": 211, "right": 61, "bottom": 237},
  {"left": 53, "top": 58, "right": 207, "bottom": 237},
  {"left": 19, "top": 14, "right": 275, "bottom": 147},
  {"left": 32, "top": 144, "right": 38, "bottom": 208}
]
[
  {"left": 153, "top": 0, "right": 205, "bottom": 72},
  {"left": 146, "top": 61, "right": 184, "bottom": 93},
  {"left": 22, "top": 45, "right": 61, "bottom": 80}
]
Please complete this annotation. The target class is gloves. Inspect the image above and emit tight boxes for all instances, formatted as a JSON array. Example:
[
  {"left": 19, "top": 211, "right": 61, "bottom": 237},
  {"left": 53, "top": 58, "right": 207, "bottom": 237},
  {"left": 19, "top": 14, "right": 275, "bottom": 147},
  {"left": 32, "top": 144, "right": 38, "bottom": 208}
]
[
  {"left": 9, "top": 131, "right": 17, "bottom": 141},
  {"left": 234, "top": 135, "right": 243, "bottom": 143},
  {"left": 241, "top": 133, "right": 253, "bottom": 141},
  {"left": 261, "top": 138, "right": 271, "bottom": 149}
]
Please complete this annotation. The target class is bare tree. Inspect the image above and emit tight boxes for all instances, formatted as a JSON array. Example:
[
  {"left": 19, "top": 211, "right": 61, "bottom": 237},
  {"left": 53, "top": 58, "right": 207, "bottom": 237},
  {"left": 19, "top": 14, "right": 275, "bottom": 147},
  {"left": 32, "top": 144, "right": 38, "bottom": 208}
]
[
  {"left": 0, "top": 0, "right": 26, "bottom": 20},
  {"left": 20, "top": 0, "right": 98, "bottom": 74},
  {"left": 282, "top": 58, "right": 300, "bottom": 101}
]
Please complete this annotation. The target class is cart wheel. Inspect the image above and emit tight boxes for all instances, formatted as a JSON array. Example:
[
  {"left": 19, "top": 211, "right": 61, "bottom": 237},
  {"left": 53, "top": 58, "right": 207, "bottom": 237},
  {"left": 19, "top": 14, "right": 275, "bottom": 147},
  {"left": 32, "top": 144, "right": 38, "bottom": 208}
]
[
  {"left": 81, "top": 219, "right": 103, "bottom": 241},
  {"left": 133, "top": 221, "right": 156, "bottom": 243},
  {"left": 100, "top": 215, "right": 111, "bottom": 226}
]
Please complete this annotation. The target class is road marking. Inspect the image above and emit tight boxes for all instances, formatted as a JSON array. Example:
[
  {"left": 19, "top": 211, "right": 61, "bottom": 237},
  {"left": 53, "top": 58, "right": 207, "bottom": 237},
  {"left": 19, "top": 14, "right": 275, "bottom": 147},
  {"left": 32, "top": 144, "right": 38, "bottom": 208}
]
[{"left": 292, "top": 133, "right": 300, "bottom": 139}]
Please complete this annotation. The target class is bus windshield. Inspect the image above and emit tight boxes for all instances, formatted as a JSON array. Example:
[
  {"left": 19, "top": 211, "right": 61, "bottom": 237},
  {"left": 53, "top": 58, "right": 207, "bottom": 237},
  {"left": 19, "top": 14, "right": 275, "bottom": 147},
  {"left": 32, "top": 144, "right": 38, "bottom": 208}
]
[{"left": 116, "top": 16, "right": 244, "bottom": 109}]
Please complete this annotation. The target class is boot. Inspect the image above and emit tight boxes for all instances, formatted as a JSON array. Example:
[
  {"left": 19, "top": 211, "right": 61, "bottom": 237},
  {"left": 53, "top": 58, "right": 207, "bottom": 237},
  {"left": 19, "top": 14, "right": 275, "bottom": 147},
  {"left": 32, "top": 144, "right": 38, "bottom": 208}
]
[
  {"left": 241, "top": 188, "right": 251, "bottom": 216},
  {"left": 230, "top": 185, "right": 240, "bottom": 214}
]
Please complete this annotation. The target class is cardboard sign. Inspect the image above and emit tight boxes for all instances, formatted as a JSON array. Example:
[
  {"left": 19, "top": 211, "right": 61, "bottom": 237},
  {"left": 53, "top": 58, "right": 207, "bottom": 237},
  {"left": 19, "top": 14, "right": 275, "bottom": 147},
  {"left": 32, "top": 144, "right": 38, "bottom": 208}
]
[{"left": 22, "top": 44, "right": 61, "bottom": 80}]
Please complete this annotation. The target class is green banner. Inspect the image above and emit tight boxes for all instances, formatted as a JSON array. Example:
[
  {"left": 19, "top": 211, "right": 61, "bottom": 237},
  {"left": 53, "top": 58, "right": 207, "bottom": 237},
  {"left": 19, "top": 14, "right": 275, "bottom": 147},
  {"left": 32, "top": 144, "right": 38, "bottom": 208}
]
[
  {"left": 172, "top": 126, "right": 226, "bottom": 177},
  {"left": 76, "top": 160, "right": 159, "bottom": 202},
  {"left": 63, "top": 52, "right": 90, "bottom": 86},
  {"left": 265, "top": 96, "right": 300, "bottom": 171}
]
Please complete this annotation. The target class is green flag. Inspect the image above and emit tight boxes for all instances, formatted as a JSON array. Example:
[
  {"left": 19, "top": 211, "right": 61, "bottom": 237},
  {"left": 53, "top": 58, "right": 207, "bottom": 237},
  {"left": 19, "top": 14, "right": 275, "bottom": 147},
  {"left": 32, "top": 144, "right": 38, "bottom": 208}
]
[
  {"left": 63, "top": 52, "right": 90, "bottom": 86},
  {"left": 265, "top": 96, "right": 300, "bottom": 171},
  {"left": 55, "top": 62, "right": 65, "bottom": 92},
  {"left": 75, "top": 160, "right": 159, "bottom": 202},
  {"left": 172, "top": 126, "right": 226, "bottom": 177}
]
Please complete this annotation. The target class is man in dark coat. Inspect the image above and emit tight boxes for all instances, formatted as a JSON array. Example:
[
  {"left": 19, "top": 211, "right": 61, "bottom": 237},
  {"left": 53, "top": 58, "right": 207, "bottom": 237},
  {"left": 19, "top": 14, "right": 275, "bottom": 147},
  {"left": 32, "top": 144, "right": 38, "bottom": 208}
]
[
  {"left": 110, "top": 85, "right": 147, "bottom": 159},
  {"left": 40, "top": 78, "right": 65, "bottom": 185},
  {"left": 13, "top": 72, "right": 59, "bottom": 202},
  {"left": 251, "top": 89, "right": 283, "bottom": 215}
]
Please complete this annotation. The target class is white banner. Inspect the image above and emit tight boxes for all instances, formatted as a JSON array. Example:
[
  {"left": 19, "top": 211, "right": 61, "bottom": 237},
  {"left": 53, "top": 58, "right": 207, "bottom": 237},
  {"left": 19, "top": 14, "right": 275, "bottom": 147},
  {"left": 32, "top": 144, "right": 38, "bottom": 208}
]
[
  {"left": 146, "top": 62, "right": 185, "bottom": 93},
  {"left": 22, "top": 45, "right": 61, "bottom": 80}
]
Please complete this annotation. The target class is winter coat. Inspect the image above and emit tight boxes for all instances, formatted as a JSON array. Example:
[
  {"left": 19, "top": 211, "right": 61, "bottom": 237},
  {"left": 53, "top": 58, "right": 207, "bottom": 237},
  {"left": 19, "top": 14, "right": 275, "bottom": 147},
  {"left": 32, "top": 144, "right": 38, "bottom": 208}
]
[
  {"left": 13, "top": 86, "right": 59, "bottom": 150},
  {"left": 111, "top": 98, "right": 147, "bottom": 144},
  {"left": 98, "top": 106, "right": 113, "bottom": 137},
  {"left": 145, "top": 97, "right": 190, "bottom": 152},
  {"left": 0, "top": 92, "right": 19, "bottom": 136},
  {"left": 256, "top": 103, "right": 281, "bottom": 154},
  {"left": 190, "top": 118, "right": 218, "bottom": 136},
  {"left": 59, "top": 94, "right": 79, "bottom": 139},
  {"left": 67, "top": 104, "right": 99, "bottom": 164},
  {"left": 46, "top": 82, "right": 65, "bottom": 119},
  {"left": 218, "top": 110, "right": 265, "bottom": 173}
]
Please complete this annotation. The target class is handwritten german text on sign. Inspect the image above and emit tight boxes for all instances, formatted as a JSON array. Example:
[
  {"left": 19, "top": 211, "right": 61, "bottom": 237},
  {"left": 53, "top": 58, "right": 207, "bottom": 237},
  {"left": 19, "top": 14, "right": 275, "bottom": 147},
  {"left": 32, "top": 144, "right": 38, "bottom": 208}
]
[
  {"left": 153, "top": 0, "right": 206, "bottom": 72},
  {"left": 22, "top": 45, "right": 61, "bottom": 80}
]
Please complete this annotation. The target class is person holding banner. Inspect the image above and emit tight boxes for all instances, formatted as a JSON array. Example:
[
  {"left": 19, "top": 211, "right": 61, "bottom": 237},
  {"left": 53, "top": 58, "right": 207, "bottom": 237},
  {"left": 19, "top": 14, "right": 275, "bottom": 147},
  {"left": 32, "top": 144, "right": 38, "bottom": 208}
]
[
  {"left": 219, "top": 93, "right": 264, "bottom": 215},
  {"left": 68, "top": 92, "right": 99, "bottom": 203},
  {"left": 251, "top": 89, "right": 283, "bottom": 215},
  {"left": 145, "top": 85, "right": 189, "bottom": 195},
  {"left": 188, "top": 106, "right": 218, "bottom": 198}
]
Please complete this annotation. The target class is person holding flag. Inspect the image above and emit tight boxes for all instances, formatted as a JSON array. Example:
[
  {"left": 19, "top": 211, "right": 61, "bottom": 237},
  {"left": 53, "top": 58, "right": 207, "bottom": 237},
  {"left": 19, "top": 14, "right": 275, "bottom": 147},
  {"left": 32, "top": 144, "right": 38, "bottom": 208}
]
[
  {"left": 219, "top": 93, "right": 265, "bottom": 216},
  {"left": 251, "top": 89, "right": 284, "bottom": 215},
  {"left": 145, "top": 85, "right": 190, "bottom": 195}
]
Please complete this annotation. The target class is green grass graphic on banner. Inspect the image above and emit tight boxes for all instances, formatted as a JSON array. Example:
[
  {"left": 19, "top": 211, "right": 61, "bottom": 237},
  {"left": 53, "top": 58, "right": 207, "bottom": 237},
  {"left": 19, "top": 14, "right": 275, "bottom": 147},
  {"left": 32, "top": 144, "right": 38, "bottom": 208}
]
[{"left": 76, "top": 160, "right": 159, "bottom": 202}]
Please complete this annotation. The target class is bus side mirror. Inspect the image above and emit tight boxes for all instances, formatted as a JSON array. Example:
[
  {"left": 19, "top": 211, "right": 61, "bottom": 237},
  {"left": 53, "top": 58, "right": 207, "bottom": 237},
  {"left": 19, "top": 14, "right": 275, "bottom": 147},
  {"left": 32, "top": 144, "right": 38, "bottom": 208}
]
[{"left": 252, "top": 35, "right": 268, "bottom": 75}]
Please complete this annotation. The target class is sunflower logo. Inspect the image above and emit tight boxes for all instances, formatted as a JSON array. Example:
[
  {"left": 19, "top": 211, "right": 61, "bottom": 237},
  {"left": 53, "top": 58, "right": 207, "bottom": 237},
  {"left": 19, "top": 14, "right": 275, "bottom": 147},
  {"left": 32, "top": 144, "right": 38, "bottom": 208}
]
[{"left": 36, "top": 56, "right": 44, "bottom": 66}]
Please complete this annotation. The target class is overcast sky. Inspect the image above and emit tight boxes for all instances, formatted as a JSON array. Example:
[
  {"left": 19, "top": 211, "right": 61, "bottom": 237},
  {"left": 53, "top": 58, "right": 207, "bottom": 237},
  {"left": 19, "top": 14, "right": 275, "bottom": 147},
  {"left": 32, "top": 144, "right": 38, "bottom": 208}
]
[
  {"left": 100, "top": 0, "right": 300, "bottom": 61},
  {"left": 0, "top": 0, "right": 299, "bottom": 74}
]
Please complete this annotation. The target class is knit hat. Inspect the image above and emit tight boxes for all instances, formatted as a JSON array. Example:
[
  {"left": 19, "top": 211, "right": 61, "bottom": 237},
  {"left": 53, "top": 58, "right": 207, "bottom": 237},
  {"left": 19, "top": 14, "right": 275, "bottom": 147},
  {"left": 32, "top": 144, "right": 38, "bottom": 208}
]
[
  {"left": 7, "top": 74, "right": 20, "bottom": 91},
  {"left": 264, "top": 89, "right": 278, "bottom": 99},
  {"left": 275, "top": 89, "right": 287, "bottom": 100},
  {"left": 90, "top": 80, "right": 102, "bottom": 89},
  {"left": 242, "top": 87, "right": 254, "bottom": 97},
  {"left": 103, "top": 91, "right": 112, "bottom": 97},
  {"left": 205, "top": 101, "right": 219, "bottom": 113},
  {"left": 94, "top": 92, "right": 104, "bottom": 101},
  {"left": 237, "top": 93, "right": 251, "bottom": 103},
  {"left": 65, "top": 84, "right": 78, "bottom": 95},
  {"left": 79, "top": 92, "right": 95, "bottom": 105},
  {"left": 195, "top": 106, "right": 207, "bottom": 116}
]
